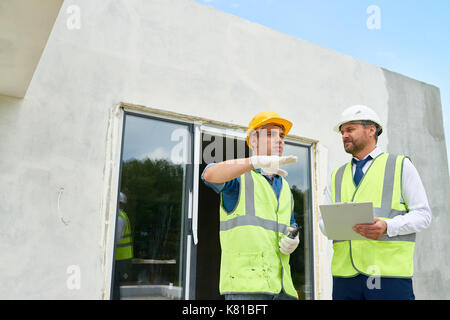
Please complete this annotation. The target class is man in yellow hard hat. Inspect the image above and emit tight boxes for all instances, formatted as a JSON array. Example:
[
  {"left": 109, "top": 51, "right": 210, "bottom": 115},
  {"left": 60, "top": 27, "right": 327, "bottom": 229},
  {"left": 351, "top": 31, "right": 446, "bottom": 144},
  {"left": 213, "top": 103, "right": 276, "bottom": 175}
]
[
  {"left": 202, "top": 110, "right": 300, "bottom": 300},
  {"left": 320, "top": 105, "right": 432, "bottom": 300}
]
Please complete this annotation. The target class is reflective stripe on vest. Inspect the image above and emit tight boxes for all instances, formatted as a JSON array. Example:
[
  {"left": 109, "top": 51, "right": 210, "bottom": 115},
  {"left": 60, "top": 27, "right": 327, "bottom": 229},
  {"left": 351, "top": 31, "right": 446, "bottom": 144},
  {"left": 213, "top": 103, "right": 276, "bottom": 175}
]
[
  {"left": 218, "top": 170, "right": 298, "bottom": 299},
  {"left": 331, "top": 153, "right": 415, "bottom": 278},
  {"left": 116, "top": 211, "right": 133, "bottom": 260}
]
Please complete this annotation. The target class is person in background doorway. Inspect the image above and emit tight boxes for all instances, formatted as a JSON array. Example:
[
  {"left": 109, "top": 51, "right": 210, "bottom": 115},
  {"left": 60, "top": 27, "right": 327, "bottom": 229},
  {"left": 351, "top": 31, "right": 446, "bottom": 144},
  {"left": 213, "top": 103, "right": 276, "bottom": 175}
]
[
  {"left": 202, "top": 110, "right": 300, "bottom": 300},
  {"left": 113, "top": 192, "right": 134, "bottom": 300}
]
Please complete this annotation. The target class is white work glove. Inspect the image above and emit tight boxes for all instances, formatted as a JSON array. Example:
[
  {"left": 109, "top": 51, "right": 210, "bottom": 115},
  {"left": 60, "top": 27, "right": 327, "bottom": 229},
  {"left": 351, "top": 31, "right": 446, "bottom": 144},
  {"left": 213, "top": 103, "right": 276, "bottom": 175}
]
[
  {"left": 250, "top": 155, "right": 298, "bottom": 177},
  {"left": 279, "top": 227, "right": 300, "bottom": 255}
]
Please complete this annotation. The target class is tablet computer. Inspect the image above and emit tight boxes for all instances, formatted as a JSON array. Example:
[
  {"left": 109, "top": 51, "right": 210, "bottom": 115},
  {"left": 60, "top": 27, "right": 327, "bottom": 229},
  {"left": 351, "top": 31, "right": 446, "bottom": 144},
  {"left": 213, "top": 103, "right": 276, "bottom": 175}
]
[{"left": 319, "top": 202, "right": 374, "bottom": 240}]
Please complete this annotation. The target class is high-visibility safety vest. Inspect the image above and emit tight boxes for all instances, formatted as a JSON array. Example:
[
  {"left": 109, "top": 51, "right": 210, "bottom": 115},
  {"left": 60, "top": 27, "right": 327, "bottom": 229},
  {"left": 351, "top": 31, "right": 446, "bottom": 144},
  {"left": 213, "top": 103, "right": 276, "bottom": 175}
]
[
  {"left": 330, "top": 153, "right": 415, "bottom": 278},
  {"left": 116, "top": 210, "right": 133, "bottom": 261},
  {"left": 219, "top": 170, "right": 298, "bottom": 299}
]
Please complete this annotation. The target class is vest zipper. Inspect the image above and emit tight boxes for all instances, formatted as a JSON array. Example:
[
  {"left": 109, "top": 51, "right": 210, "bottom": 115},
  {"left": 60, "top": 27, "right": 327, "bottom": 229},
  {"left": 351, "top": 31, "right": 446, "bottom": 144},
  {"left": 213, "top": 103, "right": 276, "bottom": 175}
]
[
  {"left": 260, "top": 171, "right": 292, "bottom": 297},
  {"left": 275, "top": 184, "right": 286, "bottom": 296},
  {"left": 350, "top": 153, "right": 384, "bottom": 201},
  {"left": 348, "top": 153, "right": 385, "bottom": 276},
  {"left": 269, "top": 176, "right": 287, "bottom": 297}
]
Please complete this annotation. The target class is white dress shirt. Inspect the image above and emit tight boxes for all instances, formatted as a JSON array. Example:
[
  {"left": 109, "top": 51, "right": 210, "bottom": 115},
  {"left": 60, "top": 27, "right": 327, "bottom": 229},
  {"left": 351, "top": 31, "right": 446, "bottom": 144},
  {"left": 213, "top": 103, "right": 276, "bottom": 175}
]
[
  {"left": 320, "top": 147, "right": 432, "bottom": 237},
  {"left": 115, "top": 216, "right": 126, "bottom": 245}
]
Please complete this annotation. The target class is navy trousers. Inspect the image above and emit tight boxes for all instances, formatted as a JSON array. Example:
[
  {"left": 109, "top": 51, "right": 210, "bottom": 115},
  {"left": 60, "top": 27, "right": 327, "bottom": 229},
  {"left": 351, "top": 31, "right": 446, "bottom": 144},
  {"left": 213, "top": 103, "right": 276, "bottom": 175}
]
[{"left": 332, "top": 274, "right": 415, "bottom": 300}]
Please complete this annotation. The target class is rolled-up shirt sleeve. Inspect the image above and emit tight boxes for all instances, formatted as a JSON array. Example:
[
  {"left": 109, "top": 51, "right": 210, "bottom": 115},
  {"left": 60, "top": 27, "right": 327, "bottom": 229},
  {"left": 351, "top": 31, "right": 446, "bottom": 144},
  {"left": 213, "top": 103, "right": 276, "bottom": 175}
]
[
  {"left": 201, "top": 163, "right": 226, "bottom": 193},
  {"left": 201, "top": 163, "right": 240, "bottom": 213}
]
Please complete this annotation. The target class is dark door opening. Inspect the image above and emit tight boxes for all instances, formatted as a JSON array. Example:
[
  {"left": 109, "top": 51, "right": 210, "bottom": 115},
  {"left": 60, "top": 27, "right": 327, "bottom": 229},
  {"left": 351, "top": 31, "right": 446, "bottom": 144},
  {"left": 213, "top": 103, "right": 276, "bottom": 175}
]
[
  {"left": 194, "top": 131, "right": 314, "bottom": 300},
  {"left": 195, "top": 133, "right": 250, "bottom": 299}
]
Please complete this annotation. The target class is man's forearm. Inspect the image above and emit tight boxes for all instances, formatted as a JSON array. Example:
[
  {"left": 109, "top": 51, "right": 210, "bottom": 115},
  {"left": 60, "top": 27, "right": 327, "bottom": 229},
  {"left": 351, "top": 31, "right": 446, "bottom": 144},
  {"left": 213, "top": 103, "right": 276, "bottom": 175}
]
[{"left": 203, "top": 158, "right": 253, "bottom": 183}]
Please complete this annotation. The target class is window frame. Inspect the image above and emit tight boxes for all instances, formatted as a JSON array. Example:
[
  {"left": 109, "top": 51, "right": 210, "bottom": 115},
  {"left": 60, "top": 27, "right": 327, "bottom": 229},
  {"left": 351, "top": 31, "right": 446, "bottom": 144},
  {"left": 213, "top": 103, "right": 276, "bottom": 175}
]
[
  {"left": 111, "top": 109, "right": 195, "bottom": 300},
  {"left": 111, "top": 104, "right": 317, "bottom": 300}
]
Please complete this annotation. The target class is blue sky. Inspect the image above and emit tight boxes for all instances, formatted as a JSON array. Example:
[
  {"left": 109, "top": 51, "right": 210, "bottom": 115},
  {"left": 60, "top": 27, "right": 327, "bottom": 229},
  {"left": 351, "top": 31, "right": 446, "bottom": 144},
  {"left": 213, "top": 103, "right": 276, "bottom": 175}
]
[{"left": 194, "top": 0, "right": 450, "bottom": 170}]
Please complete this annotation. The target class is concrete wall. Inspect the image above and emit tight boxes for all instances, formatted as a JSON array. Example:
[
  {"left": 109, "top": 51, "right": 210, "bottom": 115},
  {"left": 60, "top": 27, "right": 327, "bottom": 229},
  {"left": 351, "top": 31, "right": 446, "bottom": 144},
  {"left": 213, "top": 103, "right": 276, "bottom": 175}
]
[
  {"left": 383, "top": 70, "right": 450, "bottom": 299},
  {"left": 0, "top": 0, "right": 447, "bottom": 299}
]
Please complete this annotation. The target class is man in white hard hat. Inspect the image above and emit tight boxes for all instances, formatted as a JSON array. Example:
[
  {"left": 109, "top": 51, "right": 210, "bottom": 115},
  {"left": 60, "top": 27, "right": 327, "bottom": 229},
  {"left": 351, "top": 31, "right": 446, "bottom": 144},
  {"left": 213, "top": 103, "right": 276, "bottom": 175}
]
[
  {"left": 320, "top": 105, "right": 432, "bottom": 300},
  {"left": 201, "top": 111, "right": 300, "bottom": 300}
]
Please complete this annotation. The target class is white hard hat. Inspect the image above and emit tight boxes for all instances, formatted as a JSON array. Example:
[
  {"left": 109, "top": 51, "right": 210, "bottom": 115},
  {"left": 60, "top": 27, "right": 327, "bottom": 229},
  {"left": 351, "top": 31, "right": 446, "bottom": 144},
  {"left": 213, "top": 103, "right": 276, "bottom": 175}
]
[
  {"left": 334, "top": 105, "right": 383, "bottom": 136},
  {"left": 119, "top": 192, "right": 127, "bottom": 204}
]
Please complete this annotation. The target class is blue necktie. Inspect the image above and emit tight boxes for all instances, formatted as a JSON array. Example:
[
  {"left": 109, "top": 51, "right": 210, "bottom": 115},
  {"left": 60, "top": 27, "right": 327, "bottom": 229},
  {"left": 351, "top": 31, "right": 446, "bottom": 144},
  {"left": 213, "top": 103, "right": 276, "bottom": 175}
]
[{"left": 352, "top": 155, "right": 372, "bottom": 186}]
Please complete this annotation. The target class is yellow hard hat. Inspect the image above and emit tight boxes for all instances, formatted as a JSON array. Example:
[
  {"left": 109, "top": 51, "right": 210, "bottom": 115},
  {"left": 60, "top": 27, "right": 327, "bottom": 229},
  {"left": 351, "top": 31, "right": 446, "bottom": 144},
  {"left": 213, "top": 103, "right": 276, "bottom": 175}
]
[{"left": 246, "top": 111, "right": 292, "bottom": 149}]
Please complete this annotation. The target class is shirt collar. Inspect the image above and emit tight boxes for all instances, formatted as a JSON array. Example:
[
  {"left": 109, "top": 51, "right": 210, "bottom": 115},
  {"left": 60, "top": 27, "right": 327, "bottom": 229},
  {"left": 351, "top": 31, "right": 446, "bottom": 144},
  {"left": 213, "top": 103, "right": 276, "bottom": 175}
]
[
  {"left": 254, "top": 168, "right": 280, "bottom": 179},
  {"left": 352, "top": 146, "right": 382, "bottom": 162}
]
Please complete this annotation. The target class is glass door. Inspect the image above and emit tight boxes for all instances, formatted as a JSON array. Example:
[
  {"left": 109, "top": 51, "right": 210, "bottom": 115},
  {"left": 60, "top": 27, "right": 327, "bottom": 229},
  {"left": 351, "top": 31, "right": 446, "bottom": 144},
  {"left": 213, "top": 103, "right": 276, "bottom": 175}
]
[
  {"left": 283, "top": 141, "right": 314, "bottom": 300},
  {"left": 112, "top": 112, "right": 193, "bottom": 300}
]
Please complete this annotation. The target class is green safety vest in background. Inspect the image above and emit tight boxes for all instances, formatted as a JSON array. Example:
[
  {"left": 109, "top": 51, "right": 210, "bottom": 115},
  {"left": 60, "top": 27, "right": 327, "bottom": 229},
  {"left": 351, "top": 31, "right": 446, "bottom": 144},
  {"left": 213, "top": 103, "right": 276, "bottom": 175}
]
[
  {"left": 330, "top": 153, "right": 415, "bottom": 278},
  {"left": 116, "top": 210, "right": 133, "bottom": 261},
  {"left": 219, "top": 170, "right": 298, "bottom": 299}
]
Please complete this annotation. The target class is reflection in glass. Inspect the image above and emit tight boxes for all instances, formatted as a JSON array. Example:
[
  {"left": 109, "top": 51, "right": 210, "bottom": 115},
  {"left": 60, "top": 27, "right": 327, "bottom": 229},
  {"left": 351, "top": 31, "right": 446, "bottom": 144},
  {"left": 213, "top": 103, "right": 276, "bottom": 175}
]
[{"left": 115, "top": 114, "right": 189, "bottom": 300}]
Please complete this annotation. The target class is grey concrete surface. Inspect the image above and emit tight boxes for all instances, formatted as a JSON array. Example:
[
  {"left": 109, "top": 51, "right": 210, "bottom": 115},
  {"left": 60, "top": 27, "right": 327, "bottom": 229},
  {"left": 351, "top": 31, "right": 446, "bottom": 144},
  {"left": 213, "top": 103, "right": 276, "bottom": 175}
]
[{"left": 384, "top": 69, "right": 450, "bottom": 299}]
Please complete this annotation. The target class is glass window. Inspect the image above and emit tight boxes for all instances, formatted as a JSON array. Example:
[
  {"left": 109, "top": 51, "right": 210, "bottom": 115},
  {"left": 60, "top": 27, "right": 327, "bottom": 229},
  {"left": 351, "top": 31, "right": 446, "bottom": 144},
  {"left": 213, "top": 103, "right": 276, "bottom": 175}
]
[
  {"left": 282, "top": 141, "right": 314, "bottom": 300},
  {"left": 113, "top": 113, "right": 191, "bottom": 300},
  {"left": 112, "top": 114, "right": 314, "bottom": 300}
]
